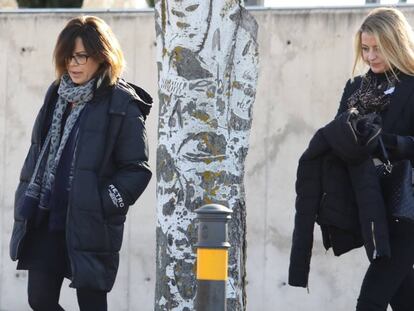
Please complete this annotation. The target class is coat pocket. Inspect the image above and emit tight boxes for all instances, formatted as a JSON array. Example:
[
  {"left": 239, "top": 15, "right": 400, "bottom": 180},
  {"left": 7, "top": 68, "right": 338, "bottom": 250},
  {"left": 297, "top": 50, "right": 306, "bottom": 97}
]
[
  {"left": 106, "top": 222, "right": 125, "bottom": 252},
  {"left": 72, "top": 210, "right": 108, "bottom": 252}
]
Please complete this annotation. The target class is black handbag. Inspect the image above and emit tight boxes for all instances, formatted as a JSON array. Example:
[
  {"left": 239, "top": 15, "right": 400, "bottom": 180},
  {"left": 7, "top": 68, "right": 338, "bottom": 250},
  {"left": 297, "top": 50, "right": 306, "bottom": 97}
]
[{"left": 375, "top": 136, "right": 414, "bottom": 222}]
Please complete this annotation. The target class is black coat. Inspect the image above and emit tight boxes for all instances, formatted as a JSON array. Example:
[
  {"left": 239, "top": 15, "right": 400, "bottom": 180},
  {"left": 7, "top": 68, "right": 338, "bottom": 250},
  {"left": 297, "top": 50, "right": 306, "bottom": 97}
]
[
  {"left": 289, "top": 72, "right": 414, "bottom": 288},
  {"left": 10, "top": 79, "right": 152, "bottom": 292},
  {"left": 289, "top": 111, "right": 390, "bottom": 288}
]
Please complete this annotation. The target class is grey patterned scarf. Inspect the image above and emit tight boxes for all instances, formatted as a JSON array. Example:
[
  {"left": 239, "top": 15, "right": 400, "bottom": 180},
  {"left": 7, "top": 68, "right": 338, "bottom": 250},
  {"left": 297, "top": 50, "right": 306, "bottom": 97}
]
[{"left": 22, "top": 74, "right": 95, "bottom": 217}]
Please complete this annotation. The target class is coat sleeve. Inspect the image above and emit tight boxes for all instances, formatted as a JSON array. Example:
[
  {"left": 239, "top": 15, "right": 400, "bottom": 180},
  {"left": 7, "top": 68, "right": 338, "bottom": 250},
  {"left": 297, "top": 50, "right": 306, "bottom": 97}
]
[
  {"left": 100, "top": 100, "right": 152, "bottom": 216},
  {"left": 288, "top": 159, "right": 321, "bottom": 288},
  {"left": 288, "top": 130, "right": 326, "bottom": 288}
]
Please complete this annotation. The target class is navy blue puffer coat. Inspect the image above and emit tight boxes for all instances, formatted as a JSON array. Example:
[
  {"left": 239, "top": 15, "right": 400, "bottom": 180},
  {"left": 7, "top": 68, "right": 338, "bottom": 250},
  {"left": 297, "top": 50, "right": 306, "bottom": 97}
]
[{"left": 10, "top": 79, "right": 152, "bottom": 292}]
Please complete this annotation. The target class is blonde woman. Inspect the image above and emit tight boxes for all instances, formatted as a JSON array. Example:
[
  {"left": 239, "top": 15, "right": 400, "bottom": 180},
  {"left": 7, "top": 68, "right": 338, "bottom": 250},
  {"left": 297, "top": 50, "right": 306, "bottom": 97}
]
[
  {"left": 343, "top": 9, "right": 414, "bottom": 310},
  {"left": 9, "top": 16, "right": 152, "bottom": 310},
  {"left": 289, "top": 8, "right": 414, "bottom": 310}
]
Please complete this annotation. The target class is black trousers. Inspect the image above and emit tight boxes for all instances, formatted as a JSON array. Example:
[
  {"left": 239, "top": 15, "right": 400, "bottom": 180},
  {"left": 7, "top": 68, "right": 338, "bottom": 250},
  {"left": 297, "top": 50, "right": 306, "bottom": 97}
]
[
  {"left": 356, "top": 219, "right": 414, "bottom": 311},
  {"left": 27, "top": 270, "right": 107, "bottom": 311}
]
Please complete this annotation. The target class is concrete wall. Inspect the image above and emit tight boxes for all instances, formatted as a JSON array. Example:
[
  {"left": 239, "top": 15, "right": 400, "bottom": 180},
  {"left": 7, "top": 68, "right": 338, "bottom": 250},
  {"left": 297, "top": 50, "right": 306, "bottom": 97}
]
[
  {"left": 0, "top": 0, "right": 146, "bottom": 9},
  {"left": 0, "top": 1, "right": 16, "bottom": 9},
  {"left": 0, "top": 6, "right": 410, "bottom": 310}
]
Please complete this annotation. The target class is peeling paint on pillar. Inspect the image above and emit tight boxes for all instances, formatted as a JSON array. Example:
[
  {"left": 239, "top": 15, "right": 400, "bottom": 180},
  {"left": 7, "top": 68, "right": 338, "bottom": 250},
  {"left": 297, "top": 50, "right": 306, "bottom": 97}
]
[{"left": 154, "top": 0, "right": 259, "bottom": 310}]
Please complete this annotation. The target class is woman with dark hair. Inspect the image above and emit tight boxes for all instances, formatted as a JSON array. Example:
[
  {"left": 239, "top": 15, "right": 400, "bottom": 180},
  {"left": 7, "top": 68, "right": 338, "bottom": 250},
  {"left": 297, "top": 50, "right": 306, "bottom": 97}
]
[
  {"left": 9, "top": 15, "right": 152, "bottom": 310},
  {"left": 289, "top": 7, "right": 414, "bottom": 310}
]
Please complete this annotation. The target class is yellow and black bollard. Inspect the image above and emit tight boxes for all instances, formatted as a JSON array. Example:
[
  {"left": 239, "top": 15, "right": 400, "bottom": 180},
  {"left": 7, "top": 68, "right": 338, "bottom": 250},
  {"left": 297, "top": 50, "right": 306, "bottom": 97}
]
[{"left": 195, "top": 204, "right": 232, "bottom": 311}]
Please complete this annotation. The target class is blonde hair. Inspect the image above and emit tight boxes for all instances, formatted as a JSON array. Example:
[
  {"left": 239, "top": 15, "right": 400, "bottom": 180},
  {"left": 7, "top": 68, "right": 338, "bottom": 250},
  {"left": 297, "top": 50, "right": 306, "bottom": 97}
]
[
  {"left": 54, "top": 15, "right": 125, "bottom": 85},
  {"left": 352, "top": 7, "right": 414, "bottom": 79}
]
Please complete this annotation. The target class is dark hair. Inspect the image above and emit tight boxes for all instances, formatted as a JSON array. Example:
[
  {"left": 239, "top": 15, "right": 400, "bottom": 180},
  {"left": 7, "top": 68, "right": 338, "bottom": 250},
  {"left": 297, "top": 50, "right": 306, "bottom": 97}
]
[{"left": 53, "top": 15, "right": 125, "bottom": 85}]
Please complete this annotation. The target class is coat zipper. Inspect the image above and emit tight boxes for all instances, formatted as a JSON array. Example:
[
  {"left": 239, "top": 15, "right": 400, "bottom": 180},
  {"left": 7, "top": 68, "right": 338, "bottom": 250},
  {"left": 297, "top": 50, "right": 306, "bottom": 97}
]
[
  {"left": 14, "top": 220, "right": 28, "bottom": 260},
  {"left": 66, "top": 160, "right": 77, "bottom": 284},
  {"left": 320, "top": 192, "right": 327, "bottom": 207},
  {"left": 371, "top": 221, "right": 378, "bottom": 260},
  {"left": 316, "top": 193, "right": 327, "bottom": 223},
  {"left": 65, "top": 104, "right": 90, "bottom": 285},
  {"left": 365, "top": 127, "right": 382, "bottom": 146}
]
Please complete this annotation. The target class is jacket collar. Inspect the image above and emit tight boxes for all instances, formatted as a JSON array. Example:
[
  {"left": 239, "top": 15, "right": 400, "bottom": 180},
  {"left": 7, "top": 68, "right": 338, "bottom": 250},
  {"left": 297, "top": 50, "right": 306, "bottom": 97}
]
[{"left": 48, "top": 76, "right": 152, "bottom": 117}]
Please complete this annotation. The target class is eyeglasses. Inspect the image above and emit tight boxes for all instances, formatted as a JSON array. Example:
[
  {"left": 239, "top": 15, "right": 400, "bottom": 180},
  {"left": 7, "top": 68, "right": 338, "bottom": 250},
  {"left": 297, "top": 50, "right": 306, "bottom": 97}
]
[{"left": 67, "top": 53, "right": 90, "bottom": 65}]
